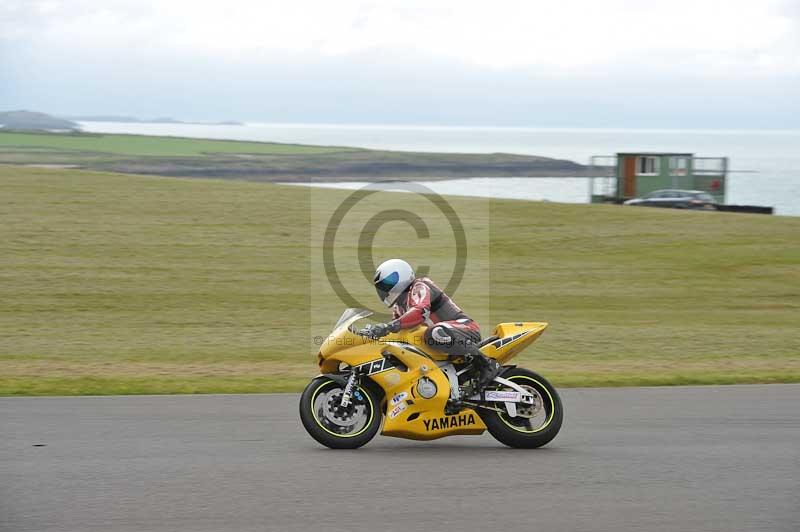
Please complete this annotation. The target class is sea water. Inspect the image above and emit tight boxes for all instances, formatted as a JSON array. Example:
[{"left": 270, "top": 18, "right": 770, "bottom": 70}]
[{"left": 79, "top": 122, "right": 800, "bottom": 215}]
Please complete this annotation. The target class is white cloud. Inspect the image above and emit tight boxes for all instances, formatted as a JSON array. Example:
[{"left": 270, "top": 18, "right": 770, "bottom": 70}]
[
  {"left": 2, "top": 0, "right": 798, "bottom": 75},
  {"left": 2, "top": 0, "right": 798, "bottom": 127}
]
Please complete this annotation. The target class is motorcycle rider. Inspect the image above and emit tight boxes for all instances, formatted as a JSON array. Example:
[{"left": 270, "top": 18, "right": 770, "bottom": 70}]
[{"left": 367, "top": 258, "right": 501, "bottom": 388}]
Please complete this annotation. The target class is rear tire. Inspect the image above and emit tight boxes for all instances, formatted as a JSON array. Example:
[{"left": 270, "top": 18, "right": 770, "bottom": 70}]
[
  {"left": 299, "top": 376, "right": 382, "bottom": 449},
  {"left": 480, "top": 368, "right": 563, "bottom": 448}
]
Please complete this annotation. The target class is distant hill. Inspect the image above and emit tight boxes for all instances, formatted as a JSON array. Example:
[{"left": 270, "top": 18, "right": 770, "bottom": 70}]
[
  {"left": 0, "top": 110, "right": 79, "bottom": 131},
  {"left": 0, "top": 129, "right": 590, "bottom": 180},
  {"left": 67, "top": 115, "right": 243, "bottom": 126},
  {"left": 66, "top": 114, "right": 140, "bottom": 123}
]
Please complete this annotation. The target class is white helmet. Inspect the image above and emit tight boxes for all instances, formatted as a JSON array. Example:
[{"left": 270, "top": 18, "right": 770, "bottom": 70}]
[{"left": 373, "top": 259, "right": 415, "bottom": 307}]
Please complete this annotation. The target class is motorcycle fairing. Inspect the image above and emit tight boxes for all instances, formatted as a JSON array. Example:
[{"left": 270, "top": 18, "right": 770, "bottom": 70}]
[{"left": 315, "top": 309, "right": 548, "bottom": 440}]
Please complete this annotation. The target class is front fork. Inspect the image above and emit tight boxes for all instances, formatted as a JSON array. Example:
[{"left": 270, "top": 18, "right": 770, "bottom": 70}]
[{"left": 339, "top": 371, "right": 359, "bottom": 407}]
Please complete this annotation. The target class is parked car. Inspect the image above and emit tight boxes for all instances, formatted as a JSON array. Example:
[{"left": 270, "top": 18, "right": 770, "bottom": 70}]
[{"left": 623, "top": 190, "right": 717, "bottom": 210}]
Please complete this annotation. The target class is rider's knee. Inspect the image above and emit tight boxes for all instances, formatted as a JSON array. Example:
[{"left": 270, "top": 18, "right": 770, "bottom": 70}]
[{"left": 427, "top": 325, "right": 454, "bottom": 346}]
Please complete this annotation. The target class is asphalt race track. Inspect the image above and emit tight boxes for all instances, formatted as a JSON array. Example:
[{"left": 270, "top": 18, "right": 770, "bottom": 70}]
[{"left": 2, "top": 385, "right": 798, "bottom": 532}]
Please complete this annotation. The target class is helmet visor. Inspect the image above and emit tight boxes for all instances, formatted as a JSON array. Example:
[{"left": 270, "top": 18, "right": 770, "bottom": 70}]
[{"left": 374, "top": 271, "right": 399, "bottom": 303}]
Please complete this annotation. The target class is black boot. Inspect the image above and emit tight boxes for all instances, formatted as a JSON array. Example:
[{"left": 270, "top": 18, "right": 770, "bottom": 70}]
[{"left": 467, "top": 346, "right": 501, "bottom": 390}]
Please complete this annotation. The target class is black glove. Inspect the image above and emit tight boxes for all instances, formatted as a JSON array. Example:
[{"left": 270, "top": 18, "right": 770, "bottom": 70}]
[{"left": 366, "top": 321, "right": 399, "bottom": 339}]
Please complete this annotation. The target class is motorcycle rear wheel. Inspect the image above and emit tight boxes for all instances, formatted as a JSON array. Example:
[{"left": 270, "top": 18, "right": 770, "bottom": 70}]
[
  {"left": 299, "top": 376, "right": 382, "bottom": 449},
  {"left": 480, "top": 368, "right": 563, "bottom": 448}
]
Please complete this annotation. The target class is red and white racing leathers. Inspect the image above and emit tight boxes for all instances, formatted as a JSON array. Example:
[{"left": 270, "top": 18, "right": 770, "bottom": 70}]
[{"left": 391, "top": 277, "right": 480, "bottom": 356}]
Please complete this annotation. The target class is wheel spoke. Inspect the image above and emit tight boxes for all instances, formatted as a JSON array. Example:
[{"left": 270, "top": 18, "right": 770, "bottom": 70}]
[{"left": 313, "top": 383, "right": 371, "bottom": 436}]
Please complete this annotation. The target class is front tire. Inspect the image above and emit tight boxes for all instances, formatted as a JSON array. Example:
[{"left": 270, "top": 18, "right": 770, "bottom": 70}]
[
  {"left": 299, "top": 376, "right": 382, "bottom": 449},
  {"left": 480, "top": 368, "right": 563, "bottom": 448}
]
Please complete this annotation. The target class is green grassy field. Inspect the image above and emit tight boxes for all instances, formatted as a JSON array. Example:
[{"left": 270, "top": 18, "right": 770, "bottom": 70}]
[
  {"left": 0, "top": 130, "right": 586, "bottom": 180},
  {"left": 1, "top": 165, "right": 798, "bottom": 395},
  {"left": 0, "top": 130, "right": 354, "bottom": 156}
]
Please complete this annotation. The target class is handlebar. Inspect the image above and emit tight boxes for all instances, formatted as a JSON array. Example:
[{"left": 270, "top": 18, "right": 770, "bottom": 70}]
[{"left": 352, "top": 324, "right": 381, "bottom": 339}]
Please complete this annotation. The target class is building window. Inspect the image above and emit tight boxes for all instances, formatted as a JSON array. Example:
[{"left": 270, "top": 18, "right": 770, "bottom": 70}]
[
  {"left": 693, "top": 158, "right": 725, "bottom": 175},
  {"left": 637, "top": 156, "right": 659, "bottom": 175},
  {"left": 669, "top": 156, "right": 688, "bottom": 176}
]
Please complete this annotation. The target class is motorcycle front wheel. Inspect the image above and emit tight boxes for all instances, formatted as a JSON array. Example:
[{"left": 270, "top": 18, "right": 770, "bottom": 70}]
[
  {"left": 480, "top": 368, "right": 563, "bottom": 448},
  {"left": 299, "top": 376, "right": 382, "bottom": 449}
]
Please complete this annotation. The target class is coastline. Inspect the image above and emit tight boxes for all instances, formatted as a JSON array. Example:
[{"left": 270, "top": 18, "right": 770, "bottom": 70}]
[{"left": 0, "top": 129, "right": 592, "bottom": 181}]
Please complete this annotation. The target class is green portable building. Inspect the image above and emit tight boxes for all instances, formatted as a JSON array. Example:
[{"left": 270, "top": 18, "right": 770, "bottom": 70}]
[{"left": 590, "top": 152, "right": 728, "bottom": 204}]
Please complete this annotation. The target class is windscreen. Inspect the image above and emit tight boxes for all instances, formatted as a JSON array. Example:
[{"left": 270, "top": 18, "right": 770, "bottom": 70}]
[{"left": 332, "top": 308, "right": 373, "bottom": 331}]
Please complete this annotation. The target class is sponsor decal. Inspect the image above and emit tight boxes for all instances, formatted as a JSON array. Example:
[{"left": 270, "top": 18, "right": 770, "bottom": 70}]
[
  {"left": 388, "top": 402, "right": 407, "bottom": 419},
  {"left": 356, "top": 357, "right": 394, "bottom": 376},
  {"left": 423, "top": 413, "right": 476, "bottom": 431},
  {"left": 485, "top": 390, "right": 521, "bottom": 402},
  {"left": 390, "top": 392, "right": 408, "bottom": 406}
]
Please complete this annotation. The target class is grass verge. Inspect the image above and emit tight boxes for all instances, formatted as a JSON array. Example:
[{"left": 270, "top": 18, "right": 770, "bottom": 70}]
[{"left": 1, "top": 165, "right": 798, "bottom": 395}]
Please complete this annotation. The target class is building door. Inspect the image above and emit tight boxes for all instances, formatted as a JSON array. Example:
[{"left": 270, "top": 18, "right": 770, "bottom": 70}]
[{"left": 622, "top": 156, "right": 637, "bottom": 197}]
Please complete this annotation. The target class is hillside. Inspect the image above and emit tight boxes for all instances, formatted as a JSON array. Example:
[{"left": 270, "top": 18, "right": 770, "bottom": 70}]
[
  {"left": 1, "top": 165, "right": 798, "bottom": 395},
  {"left": 0, "top": 110, "right": 78, "bottom": 131},
  {"left": 66, "top": 115, "right": 244, "bottom": 125},
  {"left": 0, "top": 129, "right": 588, "bottom": 181}
]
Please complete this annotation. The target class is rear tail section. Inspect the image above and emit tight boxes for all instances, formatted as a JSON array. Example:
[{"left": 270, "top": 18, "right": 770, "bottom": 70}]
[{"left": 479, "top": 322, "right": 548, "bottom": 364}]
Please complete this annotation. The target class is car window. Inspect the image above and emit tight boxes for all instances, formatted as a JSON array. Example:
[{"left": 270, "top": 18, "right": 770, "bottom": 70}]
[{"left": 698, "top": 193, "right": 714, "bottom": 202}]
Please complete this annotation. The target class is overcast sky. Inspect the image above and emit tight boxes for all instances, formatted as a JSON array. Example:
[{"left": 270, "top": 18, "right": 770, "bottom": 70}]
[{"left": 2, "top": 0, "right": 799, "bottom": 128}]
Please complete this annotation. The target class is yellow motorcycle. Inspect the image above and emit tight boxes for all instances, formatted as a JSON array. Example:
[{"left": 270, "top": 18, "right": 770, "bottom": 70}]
[{"left": 300, "top": 308, "right": 563, "bottom": 449}]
